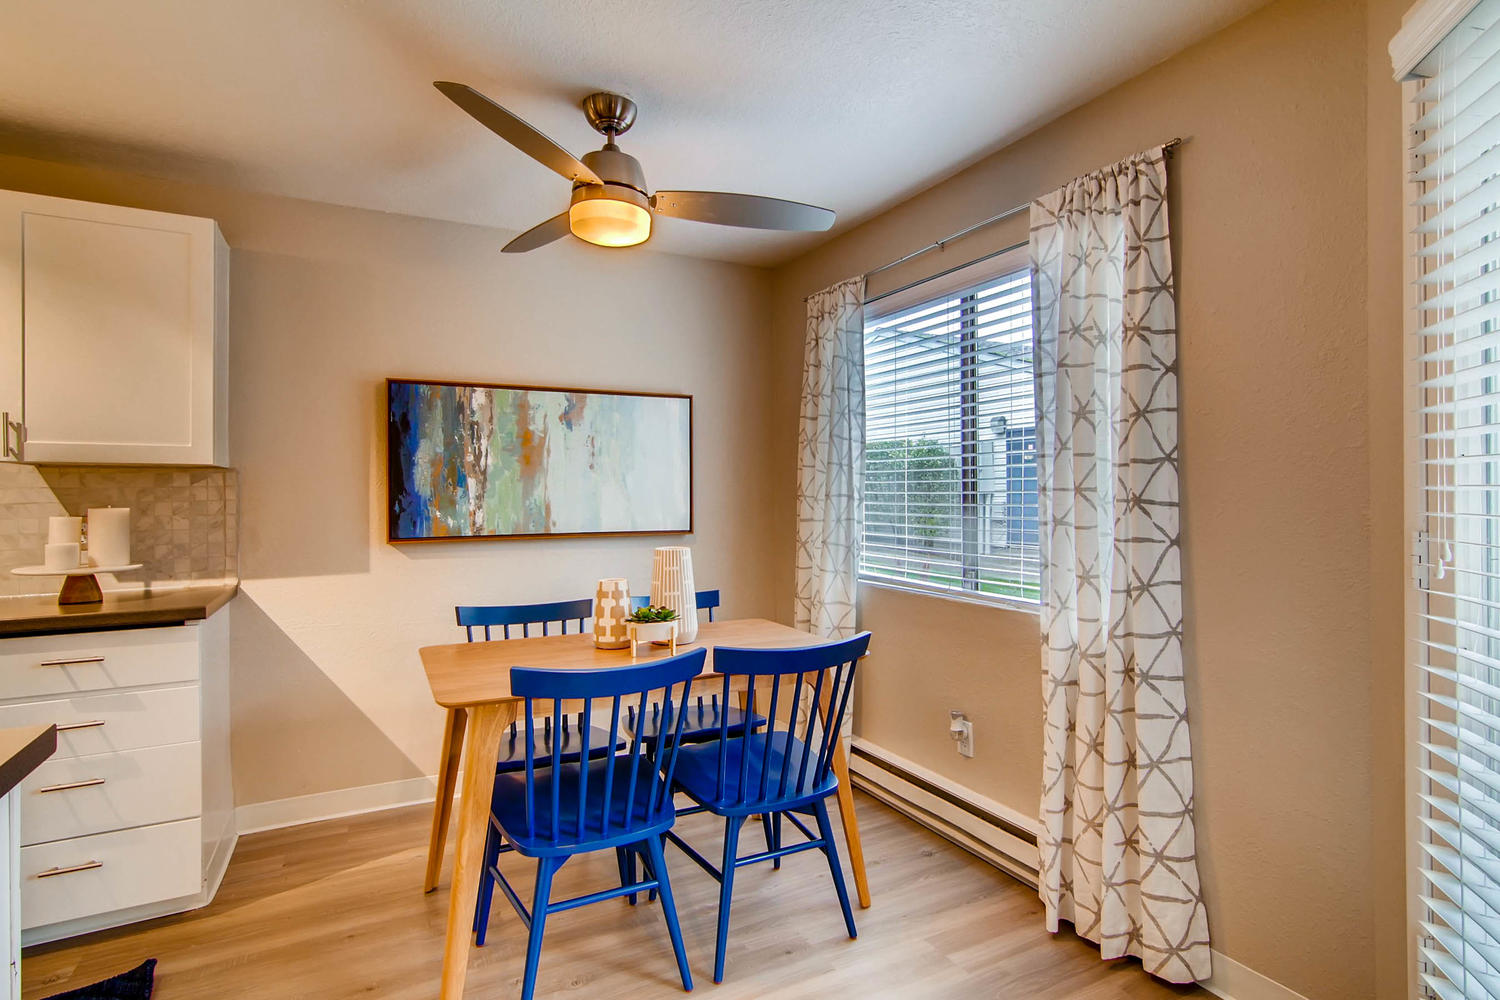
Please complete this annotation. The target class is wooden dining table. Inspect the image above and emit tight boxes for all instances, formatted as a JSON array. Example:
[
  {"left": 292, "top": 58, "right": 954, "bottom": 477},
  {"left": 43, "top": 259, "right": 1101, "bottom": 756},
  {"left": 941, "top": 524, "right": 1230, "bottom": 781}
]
[{"left": 419, "top": 617, "right": 872, "bottom": 1000}]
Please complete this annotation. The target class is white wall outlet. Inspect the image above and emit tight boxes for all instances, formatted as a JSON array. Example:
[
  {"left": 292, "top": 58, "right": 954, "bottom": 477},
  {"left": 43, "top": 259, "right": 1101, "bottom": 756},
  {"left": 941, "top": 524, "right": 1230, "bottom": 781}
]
[{"left": 949, "top": 710, "right": 975, "bottom": 758}]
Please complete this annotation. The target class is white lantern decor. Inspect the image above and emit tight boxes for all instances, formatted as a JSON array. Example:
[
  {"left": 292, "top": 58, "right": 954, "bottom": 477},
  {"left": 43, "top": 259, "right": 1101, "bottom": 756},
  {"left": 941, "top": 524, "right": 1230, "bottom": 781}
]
[{"left": 650, "top": 546, "right": 697, "bottom": 643}]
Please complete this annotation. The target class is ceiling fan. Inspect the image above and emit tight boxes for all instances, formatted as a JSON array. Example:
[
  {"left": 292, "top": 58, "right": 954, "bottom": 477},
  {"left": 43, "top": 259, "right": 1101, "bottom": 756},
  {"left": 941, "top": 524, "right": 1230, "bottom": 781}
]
[{"left": 434, "top": 82, "right": 837, "bottom": 252}]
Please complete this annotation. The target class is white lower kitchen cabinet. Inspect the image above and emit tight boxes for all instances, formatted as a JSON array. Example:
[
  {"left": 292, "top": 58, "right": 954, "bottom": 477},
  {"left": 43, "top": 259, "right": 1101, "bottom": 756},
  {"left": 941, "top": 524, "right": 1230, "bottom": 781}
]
[
  {"left": 2, "top": 786, "right": 18, "bottom": 1000},
  {"left": 0, "top": 724, "right": 57, "bottom": 1000},
  {"left": 0, "top": 612, "right": 234, "bottom": 945}
]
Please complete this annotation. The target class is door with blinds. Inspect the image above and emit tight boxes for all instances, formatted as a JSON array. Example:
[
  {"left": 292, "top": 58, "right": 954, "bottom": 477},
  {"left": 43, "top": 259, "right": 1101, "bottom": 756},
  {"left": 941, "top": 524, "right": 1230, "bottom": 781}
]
[{"left": 1402, "top": 0, "right": 1500, "bottom": 996}]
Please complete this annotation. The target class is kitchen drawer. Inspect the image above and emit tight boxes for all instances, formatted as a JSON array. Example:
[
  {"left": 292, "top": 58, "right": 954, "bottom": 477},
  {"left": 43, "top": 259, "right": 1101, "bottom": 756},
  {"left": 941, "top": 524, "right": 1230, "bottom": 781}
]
[
  {"left": 0, "top": 627, "right": 198, "bottom": 701},
  {"left": 20, "top": 819, "right": 200, "bottom": 930},
  {"left": 18, "top": 742, "right": 201, "bottom": 846},
  {"left": 0, "top": 687, "right": 198, "bottom": 760}
]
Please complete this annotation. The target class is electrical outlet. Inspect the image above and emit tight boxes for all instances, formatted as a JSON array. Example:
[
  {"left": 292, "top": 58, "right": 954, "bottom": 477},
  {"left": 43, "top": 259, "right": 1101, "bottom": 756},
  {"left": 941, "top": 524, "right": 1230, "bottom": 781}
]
[{"left": 949, "top": 710, "right": 975, "bottom": 758}]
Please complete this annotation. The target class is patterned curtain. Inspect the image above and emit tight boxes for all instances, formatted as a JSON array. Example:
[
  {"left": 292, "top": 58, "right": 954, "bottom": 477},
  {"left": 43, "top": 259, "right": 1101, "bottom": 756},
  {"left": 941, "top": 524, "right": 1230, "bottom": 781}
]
[
  {"left": 795, "top": 276, "right": 866, "bottom": 647},
  {"left": 1030, "top": 148, "right": 1210, "bottom": 982}
]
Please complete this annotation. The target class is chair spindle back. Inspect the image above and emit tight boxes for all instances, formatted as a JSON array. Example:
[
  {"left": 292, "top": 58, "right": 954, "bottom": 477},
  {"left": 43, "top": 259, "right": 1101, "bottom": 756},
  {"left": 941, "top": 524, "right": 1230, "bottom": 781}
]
[
  {"left": 510, "top": 647, "right": 707, "bottom": 846},
  {"left": 708, "top": 633, "right": 870, "bottom": 812},
  {"left": 455, "top": 598, "right": 594, "bottom": 642}
]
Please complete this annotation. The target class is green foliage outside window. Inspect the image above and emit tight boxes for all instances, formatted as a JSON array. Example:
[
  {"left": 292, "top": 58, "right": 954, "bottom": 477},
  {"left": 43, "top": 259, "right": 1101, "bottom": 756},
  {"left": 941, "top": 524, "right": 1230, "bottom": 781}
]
[{"left": 864, "top": 439, "right": 958, "bottom": 547}]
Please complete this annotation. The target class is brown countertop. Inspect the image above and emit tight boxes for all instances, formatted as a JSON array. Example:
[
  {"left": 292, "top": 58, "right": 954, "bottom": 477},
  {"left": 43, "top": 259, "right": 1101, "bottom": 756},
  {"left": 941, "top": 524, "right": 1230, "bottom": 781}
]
[
  {"left": 0, "top": 725, "right": 55, "bottom": 799},
  {"left": 0, "top": 583, "right": 238, "bottom": 638}
]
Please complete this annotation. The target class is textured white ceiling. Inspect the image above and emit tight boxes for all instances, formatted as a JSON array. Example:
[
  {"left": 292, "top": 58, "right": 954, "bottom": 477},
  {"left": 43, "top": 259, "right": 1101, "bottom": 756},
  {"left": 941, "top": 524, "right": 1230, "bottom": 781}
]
[{"left": 0, "top": 0, "right": 1266, "bottom": 266}]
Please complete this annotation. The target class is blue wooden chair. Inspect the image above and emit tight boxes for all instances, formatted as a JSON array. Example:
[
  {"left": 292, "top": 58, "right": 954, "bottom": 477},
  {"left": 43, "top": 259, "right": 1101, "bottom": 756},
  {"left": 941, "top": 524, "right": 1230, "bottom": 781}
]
[
  {"left": 456, "top": 600, "right": 627, "bottom": 914},
  {"left": 473, "top": 648, "right": 707, "bottom": 1000},
  {"left": 664, "top": 632, "right": 870, "bottom": 983},
  {"left": 455, "top": 600, "right": 624, "bottom": 777}
]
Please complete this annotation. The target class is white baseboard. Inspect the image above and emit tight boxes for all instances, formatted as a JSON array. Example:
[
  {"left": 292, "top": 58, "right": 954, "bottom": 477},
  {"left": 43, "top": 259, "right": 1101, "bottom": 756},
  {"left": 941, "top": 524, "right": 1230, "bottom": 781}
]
[
  {"left": 849, "top": 738, "right": 1308, "bottom": 1000},
  {"left": 234, "top": 775, "right": 440, "bottom": 835},
  {"left": 1201, "top": 950, "right": 1313, "bottom": 1000},
  {"left": 203, "top": 822, "right": 237, "bottom": 902},
  {"left": 24, "top": 891, "right": 203, "bottom": 947}
]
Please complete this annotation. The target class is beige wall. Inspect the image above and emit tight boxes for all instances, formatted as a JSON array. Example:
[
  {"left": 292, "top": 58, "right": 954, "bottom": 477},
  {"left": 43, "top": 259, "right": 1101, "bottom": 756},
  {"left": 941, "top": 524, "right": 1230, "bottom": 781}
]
[
  {"left": 0, "top": 152, "right": 777, "bottom": 806},
  {"left": 1367, "top": 0, "right": 1409, "bottom": 996},
  {"left": 767, "top": 1, "right": 1398, "bottom": 997}
]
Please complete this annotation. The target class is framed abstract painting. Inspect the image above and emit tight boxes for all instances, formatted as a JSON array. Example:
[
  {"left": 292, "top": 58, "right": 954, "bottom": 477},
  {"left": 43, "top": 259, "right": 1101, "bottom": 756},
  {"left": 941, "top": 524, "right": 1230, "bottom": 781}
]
[{"left": 386, "top": 378, "right": 693, "bottom": 541}]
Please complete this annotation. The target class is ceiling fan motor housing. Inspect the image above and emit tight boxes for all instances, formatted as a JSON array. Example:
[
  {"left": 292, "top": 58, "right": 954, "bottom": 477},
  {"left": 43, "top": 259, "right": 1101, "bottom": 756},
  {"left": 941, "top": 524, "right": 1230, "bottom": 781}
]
[
  {"left": 579, "top": 145, "right": 647, "bottom": 196},
  {"left": 570, "top": 181, "right": 649, "bottom": 217}
]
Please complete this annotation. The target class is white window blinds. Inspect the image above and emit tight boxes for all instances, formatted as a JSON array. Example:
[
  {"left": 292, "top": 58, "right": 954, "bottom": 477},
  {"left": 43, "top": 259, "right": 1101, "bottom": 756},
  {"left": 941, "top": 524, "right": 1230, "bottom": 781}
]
[
  {"left": 1409, "top": 2, "right": 1500, "bottom": 996},
  {"left": 861, "top": 259, "right": 1039, "bottom": 604}
]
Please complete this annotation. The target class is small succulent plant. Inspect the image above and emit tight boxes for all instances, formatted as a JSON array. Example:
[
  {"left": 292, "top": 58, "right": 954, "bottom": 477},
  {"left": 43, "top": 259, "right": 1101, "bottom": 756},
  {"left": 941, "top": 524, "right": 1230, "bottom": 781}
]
[{"left": 628, "top": 604, "right": 678, "bottom": 624}]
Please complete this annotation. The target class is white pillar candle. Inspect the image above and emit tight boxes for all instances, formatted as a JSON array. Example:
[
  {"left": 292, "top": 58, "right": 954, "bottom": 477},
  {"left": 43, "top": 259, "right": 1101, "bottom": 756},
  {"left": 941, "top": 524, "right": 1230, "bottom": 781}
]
[
  {"left": 43, "top": 542, "right": 79, "bottom": 572},
  {"left": 46, "top": 516, "right": 82, "bottom": 545},
  {"left": 86, "top": 507, "right": 131, "bottom": 567}
]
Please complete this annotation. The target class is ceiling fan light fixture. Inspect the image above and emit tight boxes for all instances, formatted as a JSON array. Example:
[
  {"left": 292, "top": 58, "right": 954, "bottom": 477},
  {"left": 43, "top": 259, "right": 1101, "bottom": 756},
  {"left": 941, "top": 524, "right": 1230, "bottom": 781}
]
[
  {"left": 569, "top": 184, "right": 651, "bottom": 248},
  {"left": 434, "top": 82, "right": 837, "bottom": 253}
]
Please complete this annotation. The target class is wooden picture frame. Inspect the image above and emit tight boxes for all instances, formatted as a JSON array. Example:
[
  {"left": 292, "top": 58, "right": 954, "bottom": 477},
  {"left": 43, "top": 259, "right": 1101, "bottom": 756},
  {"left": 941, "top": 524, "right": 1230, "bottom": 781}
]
[{"left": 386, "top": 377, "right": 693, "bottom": 542}]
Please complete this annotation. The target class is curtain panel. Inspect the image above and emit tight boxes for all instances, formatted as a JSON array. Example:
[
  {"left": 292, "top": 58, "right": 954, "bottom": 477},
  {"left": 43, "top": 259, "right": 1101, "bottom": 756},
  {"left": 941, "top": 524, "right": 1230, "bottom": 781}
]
[
  {"left": 794, "top": 276, "right": 866, "bottom": 642},
  {"left": 1030, "top": 148, "right": 1210, "bottom": 982}
]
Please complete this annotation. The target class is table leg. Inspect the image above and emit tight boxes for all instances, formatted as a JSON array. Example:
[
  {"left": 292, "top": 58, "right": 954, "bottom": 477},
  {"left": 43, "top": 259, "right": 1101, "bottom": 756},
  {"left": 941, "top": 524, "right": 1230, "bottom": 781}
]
[
  {"left": 815, "top": 672, "right": 871, "bottom": 910},
  {"left": 425, "top": 707, "right": 467, "bottom": 892},
  {"left": 830, "top": 740, "right": 871, "bottom": 909},
  {"left": 440, "top": 702, "right": 513, "bottom": 1000}
]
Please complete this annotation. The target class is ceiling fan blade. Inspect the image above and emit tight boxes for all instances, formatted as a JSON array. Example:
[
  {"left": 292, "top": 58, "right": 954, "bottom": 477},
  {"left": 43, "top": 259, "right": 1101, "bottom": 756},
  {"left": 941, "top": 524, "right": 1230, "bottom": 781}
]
[
  {"left": 502, "top": 212, "right": 571, "bottom": 253},
  {"left": 650, "top": 191, "right": 835, "bottom": 231},
  {"left": 434, "top": 81, "right": 602, "bottom": 186}
]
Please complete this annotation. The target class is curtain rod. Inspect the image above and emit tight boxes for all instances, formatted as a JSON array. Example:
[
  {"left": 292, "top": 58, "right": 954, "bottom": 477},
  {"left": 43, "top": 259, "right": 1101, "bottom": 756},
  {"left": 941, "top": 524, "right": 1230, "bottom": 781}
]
[
  {"left": 804, "top": 136, "right": 1183, "bottom": 302},
  {"left": 864, "top": 238, "right": 1029, "bottom": 307}
]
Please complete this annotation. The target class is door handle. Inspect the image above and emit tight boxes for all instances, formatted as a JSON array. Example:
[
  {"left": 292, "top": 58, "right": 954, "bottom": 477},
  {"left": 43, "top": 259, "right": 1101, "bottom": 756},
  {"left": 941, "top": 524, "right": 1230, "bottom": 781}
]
[
  {"left": 37, "top": 777, "right": 106, "bottom": 794},
  {"left": 38, "top": 656, "right": 105, "bottom": 668},
  {"left": 55, "top": 720, "right": 105, "bottom": 733},
  {"left": 1, "top": 411, "right": 22, "bottom": 461},
  {"left": 36, "top": 860, "right": 103, "bottom": 879}
]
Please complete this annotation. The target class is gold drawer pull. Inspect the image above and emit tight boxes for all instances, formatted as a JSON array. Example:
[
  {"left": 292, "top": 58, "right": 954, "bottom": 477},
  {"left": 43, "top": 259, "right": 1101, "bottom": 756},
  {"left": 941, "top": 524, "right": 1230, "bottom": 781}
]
[
  {"left": 37, "top": 778, "right": 105, "bottom": 794},
  {"left": 36, "top": 860, "right": 103, "bottom": 879},
  {"left": 38, "top": 656, "right": 105, "bottom": 667},
  {"left": 55, "top": 720, "right": 105, "bottom": 733}
]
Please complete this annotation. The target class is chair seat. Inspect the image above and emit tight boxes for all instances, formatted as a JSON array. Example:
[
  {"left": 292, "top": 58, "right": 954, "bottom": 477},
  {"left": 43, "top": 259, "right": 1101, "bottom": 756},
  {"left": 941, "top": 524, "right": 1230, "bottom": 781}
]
[
  {"left": 494, "top": 725, "right": 624, "bottom": 774},
  {"left": 672, "top": 732, "right": 838, "bottom": 815},
  {"left": 630, "top": 700, "right": 766, "bottom": 745},
  {"left": 492, "top": 755, "right": 675, "bottom": 856}
]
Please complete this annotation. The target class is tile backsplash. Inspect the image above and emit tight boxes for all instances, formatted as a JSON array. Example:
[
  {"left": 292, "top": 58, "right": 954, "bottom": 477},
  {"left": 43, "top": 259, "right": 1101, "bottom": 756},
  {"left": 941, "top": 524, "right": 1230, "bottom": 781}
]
[{"left": 0, "top": 463, "right": 238, "bottom": 598}]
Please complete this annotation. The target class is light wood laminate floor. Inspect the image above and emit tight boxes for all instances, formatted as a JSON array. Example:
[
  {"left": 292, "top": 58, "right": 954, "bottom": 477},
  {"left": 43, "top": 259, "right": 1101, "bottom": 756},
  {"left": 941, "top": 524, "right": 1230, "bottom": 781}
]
[{"left": 21, "top": 793, "right": 1207, "bottom": 999}]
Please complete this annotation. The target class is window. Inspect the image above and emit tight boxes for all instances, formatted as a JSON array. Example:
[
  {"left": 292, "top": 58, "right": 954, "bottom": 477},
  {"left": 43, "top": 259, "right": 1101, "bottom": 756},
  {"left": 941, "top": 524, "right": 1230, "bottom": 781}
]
[
  {"left": 861, "top": 254, "right": 1038, "bottom": 605},
  {"left": 1403, "top": 1, "right": 1500, "bottom": 996}
]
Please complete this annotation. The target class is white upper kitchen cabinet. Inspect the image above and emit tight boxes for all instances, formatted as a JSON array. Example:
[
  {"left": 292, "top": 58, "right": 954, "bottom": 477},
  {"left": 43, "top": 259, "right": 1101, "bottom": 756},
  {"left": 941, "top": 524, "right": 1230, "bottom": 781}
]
[{"left": 0, "top": 190, "right": 228, "bottom": 466}]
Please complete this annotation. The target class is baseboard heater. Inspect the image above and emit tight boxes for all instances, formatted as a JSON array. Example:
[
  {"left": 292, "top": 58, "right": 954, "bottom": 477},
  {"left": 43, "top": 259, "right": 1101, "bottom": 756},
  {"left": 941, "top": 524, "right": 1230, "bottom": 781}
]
[{"left": 847, "top": 739, "right": 1041, "bottom": 889}]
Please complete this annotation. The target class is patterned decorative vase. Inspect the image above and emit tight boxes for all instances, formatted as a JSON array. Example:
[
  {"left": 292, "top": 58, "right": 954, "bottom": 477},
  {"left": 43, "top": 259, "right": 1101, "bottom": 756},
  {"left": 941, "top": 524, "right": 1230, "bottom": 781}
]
[
  {"left": 650, "top": 546, "right": 698, "bottom": 643},
  {"left": 593, "top": 578, "right": 631, "bottom": 650}
]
